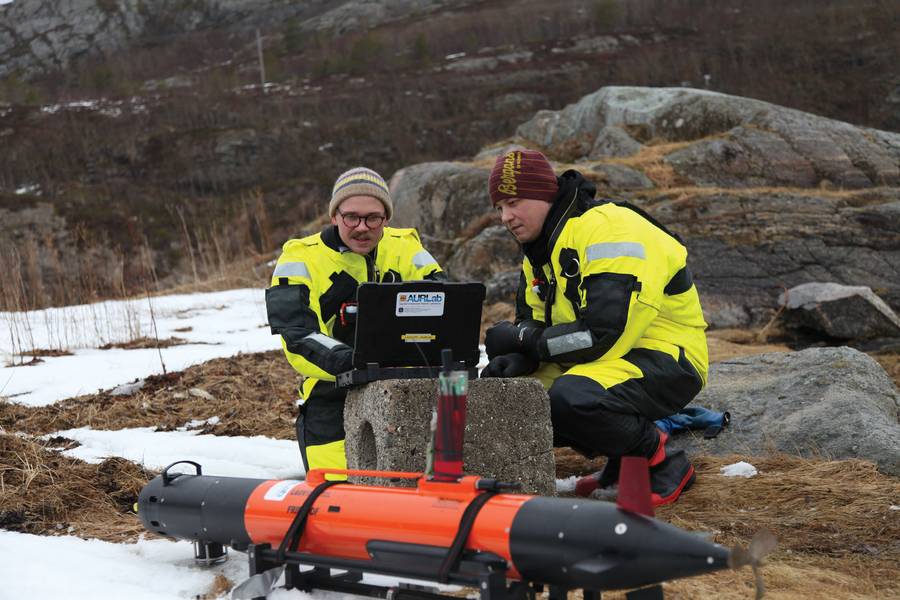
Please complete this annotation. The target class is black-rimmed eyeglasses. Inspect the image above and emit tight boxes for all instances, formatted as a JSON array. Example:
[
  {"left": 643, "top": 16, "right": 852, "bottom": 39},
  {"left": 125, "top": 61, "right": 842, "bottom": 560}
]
[{"left": 337, "top": 210, "right": 386, "bottom": 229}]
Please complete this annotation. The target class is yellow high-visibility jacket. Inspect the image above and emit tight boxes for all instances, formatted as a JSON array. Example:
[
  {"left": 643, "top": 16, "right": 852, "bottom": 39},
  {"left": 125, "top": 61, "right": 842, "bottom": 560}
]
[
  {"left": 515, "top": 171, "right": 708, "bottom": 386},
  {"left": 266, "top": 225, "right": 445, "bottom": 402}
]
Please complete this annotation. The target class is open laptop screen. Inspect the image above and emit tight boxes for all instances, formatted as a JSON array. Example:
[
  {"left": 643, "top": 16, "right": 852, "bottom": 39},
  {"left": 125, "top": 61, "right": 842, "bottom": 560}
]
[{"left": 352, "top": 281, "right": 485, "bottom": 369}]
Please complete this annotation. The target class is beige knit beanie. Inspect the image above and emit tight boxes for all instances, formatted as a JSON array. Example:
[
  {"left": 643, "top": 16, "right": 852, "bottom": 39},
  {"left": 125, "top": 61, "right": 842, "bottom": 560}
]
[{"left": 329, "top": 167, "right": 393, "bottom": 219}]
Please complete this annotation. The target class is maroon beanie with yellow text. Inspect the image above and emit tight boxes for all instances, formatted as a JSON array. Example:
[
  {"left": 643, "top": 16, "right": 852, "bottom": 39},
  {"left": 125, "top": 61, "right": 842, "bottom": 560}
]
[{"left": 488, "top": 149, "right": 558, "bottom": 205}]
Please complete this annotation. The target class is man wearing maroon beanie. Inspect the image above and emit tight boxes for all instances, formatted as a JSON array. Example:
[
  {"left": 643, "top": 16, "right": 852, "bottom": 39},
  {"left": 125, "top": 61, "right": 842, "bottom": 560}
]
[{"left": 482, "top": 149, "right": 709, "bottom": 507}]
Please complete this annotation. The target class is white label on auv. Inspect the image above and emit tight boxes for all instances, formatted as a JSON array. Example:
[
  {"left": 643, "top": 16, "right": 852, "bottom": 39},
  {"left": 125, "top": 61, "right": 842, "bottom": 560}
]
[
  {"left": 263, "top": 480, "right": 302, "bottom": 501},
  {"left": 396, "top": 291, "right": 445, "bottom": 317}
]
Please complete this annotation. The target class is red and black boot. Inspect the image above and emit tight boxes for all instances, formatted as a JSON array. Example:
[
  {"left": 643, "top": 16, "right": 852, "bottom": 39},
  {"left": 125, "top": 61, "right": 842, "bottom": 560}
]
[
  {"left": 574, "top": 456, "right": 621, "bottom": 498},
  {"left": 648, "top": 430, "right": 696, "bottom": 507}
]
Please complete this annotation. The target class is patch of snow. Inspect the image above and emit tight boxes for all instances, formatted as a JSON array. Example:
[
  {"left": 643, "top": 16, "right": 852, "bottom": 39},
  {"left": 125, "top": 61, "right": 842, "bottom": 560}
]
[
  {"left": 111, "top": 379, "right": 145, "bottom": 396},
  {"left": 179, "top": 416, "right": 220, "bottom": 431},
  {"left": 0, "top": 288, "right": 277, "bottom": 406},
  {"left": 0, "top": 532, "right": 249, "bottom": 600},
  {"left": 556, "top": 475, "right": 578, "bottom": 494},
  {"left": 720, "top": 461, "right": 758, "bottom": 478},
  {"left": 15, "top": 183, "right": 41, "bottom": 195},
  {"left": 46, "top": 426, "right": 304, "bottom": 480}
]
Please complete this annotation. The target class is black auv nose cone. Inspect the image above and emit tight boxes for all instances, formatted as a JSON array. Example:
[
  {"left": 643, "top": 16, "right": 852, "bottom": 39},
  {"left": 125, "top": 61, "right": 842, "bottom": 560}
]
[{"left": 509, "top": 497, "right": 730, "bottom": 590}]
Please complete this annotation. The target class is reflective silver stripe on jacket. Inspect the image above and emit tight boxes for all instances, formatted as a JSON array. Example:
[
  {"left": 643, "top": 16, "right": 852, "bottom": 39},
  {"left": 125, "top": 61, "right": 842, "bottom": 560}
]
[
  {"left": 273, "top": 262, "right": 310, "bottom": 278},
  {"left": 412, "top": 250, "right": 438, "bottom": 269},
  {"left": 304, "top": 332, "right": 342, "bottom": 349},
  {"left": 546, "top": 331, "right": 593, "bottom": 357},
  {"left": 586, "top": 242, "right": 646, "bottom": 262}
]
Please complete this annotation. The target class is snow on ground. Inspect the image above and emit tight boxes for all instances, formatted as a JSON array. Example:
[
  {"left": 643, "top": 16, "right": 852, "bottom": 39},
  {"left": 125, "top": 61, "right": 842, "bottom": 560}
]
[
  {"left": 720, "top": 461, "right": 758, "bottom": 478},
  {"left": 0, "top": 532, "right": 250, "bottom": 600},
  {"left": 48, "top": 426, "right": 305, "bottom": 480},
  {"left": 0, "top": 530, "right": 462, "bottom": 600},
  {"left": 1, "top": 289, "right": 278, "bottom": 406}
]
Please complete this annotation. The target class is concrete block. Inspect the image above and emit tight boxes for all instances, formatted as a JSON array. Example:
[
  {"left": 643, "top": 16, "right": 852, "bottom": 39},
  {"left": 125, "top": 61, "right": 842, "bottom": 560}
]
[{"left": 344, "top": 377, "right": 555, "bottom": 495}]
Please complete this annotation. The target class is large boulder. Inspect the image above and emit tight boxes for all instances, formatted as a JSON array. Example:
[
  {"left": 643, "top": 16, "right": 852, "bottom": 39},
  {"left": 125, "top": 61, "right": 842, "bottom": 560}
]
[
  {"left": 670, "top": 347, "right": 900, "bottom": 476},
  {"left": 444, "top": 225, "right": 520, "bottom": 282},
  {"left": 776, "top": 282, "right": 900, "bottom": 342},
  {"left": 389, "top": 162, "right": 492, "bottom": 260},
  {"left": 517, "top": 86, "right": 900, "bottom": 188}
]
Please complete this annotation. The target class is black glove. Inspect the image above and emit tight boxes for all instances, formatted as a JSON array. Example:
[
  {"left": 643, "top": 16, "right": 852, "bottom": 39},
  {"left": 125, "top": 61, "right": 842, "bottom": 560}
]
[
  {"left": 331, "top": 346, "right": 355, "bottom": 374},
  {"left": 485, "top": 321, "right": 542, "bottom": 360},
  {"left": 480, "top": 353, "right": 538, "bottom": 378}
]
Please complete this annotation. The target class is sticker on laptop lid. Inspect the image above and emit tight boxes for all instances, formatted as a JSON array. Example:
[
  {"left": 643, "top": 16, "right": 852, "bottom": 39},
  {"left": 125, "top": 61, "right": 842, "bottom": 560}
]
[
  {"left": 401, "top": 333, "right": 437, "bottom": 343},
  {"left": 396, "top": 291, "right": 445, "bottom": 317}
]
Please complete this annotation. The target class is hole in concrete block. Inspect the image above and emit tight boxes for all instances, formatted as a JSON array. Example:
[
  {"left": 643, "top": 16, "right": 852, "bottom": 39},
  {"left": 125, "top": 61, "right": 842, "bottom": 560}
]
[{"left": 358, "top": 420, "right": 378, "bottom": 470}]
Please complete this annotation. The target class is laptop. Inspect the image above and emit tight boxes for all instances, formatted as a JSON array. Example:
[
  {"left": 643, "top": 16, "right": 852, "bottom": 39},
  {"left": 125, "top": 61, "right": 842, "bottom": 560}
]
[{"left": 336, "top": 281, "right": 486, "bottom": 388}]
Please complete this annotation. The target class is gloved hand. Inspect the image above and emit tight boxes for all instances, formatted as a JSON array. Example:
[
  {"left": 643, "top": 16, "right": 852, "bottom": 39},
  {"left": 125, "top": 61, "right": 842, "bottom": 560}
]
[
  {"left": 485, "top": 321, "right": 542, "bottom": 360},
  {"left": 479, "top": 353, "right": 538, "bottom": 378},
  {"left": 331, "top": 346, "right": 355, "bottom": 374},
  {"left": 484, "top": 321, "right": 519, "bottom": 359}
]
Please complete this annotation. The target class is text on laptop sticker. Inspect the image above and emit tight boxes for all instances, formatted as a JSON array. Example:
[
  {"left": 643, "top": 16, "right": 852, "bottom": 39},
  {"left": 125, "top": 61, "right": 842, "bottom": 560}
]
[
  {"left": 401, "top": 333, "right": 437, "bottom": 343},
  {"left": 396, "top": 292, "right": 445, "bottom": 317}
]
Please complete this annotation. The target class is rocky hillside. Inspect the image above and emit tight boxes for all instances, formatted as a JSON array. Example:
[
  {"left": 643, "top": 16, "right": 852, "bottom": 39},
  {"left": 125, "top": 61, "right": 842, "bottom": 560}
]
[
  {"left": 0, "top": 0, "right": 481, "bottom": 78},
  {"left": 0, "top": 0, "right": 898, "bottom": 310}
]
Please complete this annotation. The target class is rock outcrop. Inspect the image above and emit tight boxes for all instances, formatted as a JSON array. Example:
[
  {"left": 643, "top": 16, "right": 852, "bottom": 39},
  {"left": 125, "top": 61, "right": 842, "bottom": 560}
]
[
  {"left": 656, "top": 188, "right": 900, "bottom": 327},
  {"left": 775, "top": 282, "right": 900, "bottom": 343},
  {"left": 669, "top": 347, "right": 900, "bottom": 476},
  {"left": 518, "top": 87, "right": 900, "bottom": 188}
]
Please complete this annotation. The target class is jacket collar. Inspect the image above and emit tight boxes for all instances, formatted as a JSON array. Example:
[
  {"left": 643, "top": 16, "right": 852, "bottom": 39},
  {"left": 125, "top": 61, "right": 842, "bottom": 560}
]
[
  {"left": 522, "top": 169, "right": 596, "bottom": 267},
  {"left": 321, "top": 224, "right": 379, "bottom": 260}
]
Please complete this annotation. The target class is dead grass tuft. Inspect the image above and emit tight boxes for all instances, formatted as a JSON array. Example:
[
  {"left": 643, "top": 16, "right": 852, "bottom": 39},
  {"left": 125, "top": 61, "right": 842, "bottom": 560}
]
[
  {"left": 99, "top": 336, "right": 191, "bottom": 350},
  {"left": 21, "top": 348, "right": 75, "bottom": 358},
  {"left": 873, "top": 352, "right": 900, "bottom": 390},
  {"left": 197, "top": 573, "right": 234, "bottom": 599},
  {"left": 0, "top": 433, "right": 152, "bottom": 541}
]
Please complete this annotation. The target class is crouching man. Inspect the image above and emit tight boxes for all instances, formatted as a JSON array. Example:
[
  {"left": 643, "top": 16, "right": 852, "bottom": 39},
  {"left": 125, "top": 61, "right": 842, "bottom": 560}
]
[
  {"left": 266, "top": 167, "right": 445, "bottom": 473},
  {"left": 481, "top": 150, "right": 708, "bottom": 506}
]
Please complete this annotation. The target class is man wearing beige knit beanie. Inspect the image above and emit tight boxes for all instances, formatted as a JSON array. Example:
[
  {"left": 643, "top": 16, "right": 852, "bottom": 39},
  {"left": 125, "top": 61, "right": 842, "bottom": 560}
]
[{"left": 266, "top": 166, "right": 445, "bottom": 473}]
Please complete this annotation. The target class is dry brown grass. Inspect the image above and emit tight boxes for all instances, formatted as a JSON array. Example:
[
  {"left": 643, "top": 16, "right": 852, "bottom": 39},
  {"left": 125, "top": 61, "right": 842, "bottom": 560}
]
[
  {"left": 98, "top": 336, "right": 191, "bottom": 350},
  {"left": 0, "top": 351, "right": 299, "bottom": 439},
  {"left": 0, "top": 434, "right": 151, "bottom": 541},
  {"left": 706, "top": 329, "right": 792, "bottom": 363},
  {"left": 554, "top": 451, "right": 900, "bottom": 599},
  {"left": 603, "top": 140, "right": 695, "bottom": 189},
  {"left": 873, "top": 352, "right": 900, "bottom": 390}
]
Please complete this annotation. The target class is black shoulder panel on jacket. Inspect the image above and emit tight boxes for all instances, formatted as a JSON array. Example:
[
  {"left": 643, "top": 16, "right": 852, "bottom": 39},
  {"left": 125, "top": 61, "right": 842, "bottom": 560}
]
[{"left": 266, "top": 284, "right": 319, "bottom": 334}]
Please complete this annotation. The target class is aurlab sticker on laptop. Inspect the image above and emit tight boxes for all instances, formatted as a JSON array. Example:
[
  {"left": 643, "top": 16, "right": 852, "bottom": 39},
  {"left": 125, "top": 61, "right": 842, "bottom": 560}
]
[{"left": 396, "top": 291, "right": 445, "bottom": 316}]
